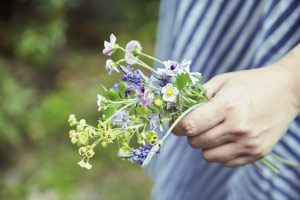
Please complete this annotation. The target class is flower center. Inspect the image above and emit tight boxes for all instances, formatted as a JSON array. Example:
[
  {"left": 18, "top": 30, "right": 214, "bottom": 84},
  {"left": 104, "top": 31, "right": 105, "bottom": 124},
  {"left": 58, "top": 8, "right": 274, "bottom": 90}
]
[
  {"left": 170, "top": 65, "right": 175, "bottom": 70},
  {"left": 166, "top": 88, "right": 174, "bottom": 96}
]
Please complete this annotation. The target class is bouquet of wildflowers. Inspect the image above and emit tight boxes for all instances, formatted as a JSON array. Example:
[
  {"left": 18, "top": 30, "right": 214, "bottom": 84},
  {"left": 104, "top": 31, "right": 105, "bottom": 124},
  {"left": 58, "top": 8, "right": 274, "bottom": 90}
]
[{"left": 68, "top": 34, "right": 298, "bottom": 173}]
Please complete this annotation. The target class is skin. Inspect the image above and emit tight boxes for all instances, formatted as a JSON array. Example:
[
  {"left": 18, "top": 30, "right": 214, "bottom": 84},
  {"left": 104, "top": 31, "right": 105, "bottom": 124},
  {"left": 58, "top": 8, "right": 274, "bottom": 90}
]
[{"left": 172, "top": 44, "right": 300, "bottom": 167}]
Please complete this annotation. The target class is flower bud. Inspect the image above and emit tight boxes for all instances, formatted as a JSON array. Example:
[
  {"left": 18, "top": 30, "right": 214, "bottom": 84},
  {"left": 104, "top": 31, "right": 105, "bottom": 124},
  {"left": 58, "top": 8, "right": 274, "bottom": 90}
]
[{"left": 68, "top": 114, "right": 77, "bottom": 126}]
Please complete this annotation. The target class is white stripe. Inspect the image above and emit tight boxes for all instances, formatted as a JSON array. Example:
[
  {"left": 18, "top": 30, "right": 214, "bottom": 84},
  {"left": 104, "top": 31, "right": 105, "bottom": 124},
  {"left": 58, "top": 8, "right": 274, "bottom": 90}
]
[
  {"left": 252, "top": 4, "right": 300, "bottom": 66},
  {"left": 171, "top": 0, "right": 194, "bottom": 39},
  {"left": 194, "top": 0, "right": 254, "bottom": 73},
  {"left": 212, "top": 2, "right": 264, "bottom": 75},
  {"left": 172, "top": 1, "right": 206, "bottom": 60},
  {"left": 181, "top": 1, "right": 224, "bottom": 62},
  {"left": 193, "top": 1, "right": 241, "bottom": 71}
]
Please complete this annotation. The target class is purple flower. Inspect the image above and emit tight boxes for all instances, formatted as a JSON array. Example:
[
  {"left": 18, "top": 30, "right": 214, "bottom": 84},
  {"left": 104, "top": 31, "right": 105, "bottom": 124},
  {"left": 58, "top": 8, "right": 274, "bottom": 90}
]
[
  {"left": 149, "top": 115, "right": 160, "bottom": 129},
  {"left": 149, "top": 74, "right": 170, "bottom": 87},
  {"left": 112, "top": 110, "right": 133, "bottom": 128},
  {"left": 135, "top": 85, "right": 154, "bottom": 106},
  {"left": 125, "top": 40, "right": 142, "bottom": 64},
  {"left": 103, "top": 34, "right": 116, "bottom": 56},
  {"left": 119, "top": 65, "right": 143, "bottom": 86},
  {"left": 130, "top": 144, "right": 155, "bottom": 165},
  {"left": 164, "top": 60, "right": 180, "bottom": 72},
  {"left": 105, "top": 59, "right": 119, "bottom": 74}
]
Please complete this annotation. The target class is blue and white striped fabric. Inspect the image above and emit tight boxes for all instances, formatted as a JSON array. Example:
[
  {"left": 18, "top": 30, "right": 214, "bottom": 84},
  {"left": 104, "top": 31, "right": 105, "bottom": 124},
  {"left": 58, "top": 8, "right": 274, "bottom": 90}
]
[{"left": 147, "top": 0, "right": 300, "bottom": 199}]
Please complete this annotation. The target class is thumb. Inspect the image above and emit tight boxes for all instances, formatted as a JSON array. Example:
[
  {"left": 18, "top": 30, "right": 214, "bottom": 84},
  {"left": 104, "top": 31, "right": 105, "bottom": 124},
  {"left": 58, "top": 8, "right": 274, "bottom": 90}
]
[{"left": 204, "top": 73, "right": 231, "bottom": 99}]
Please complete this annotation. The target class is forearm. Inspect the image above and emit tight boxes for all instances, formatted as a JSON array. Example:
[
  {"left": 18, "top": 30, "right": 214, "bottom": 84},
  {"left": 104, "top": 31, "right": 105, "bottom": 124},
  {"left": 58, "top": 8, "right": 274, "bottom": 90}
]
[{"left": 275, "top": 44, "right": 300, "bottom": 112}]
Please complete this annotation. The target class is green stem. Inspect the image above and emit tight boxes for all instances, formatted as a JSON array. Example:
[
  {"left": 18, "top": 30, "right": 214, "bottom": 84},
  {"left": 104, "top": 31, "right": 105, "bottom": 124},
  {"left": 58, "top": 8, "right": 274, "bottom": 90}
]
[
  {"left": 75, "top": 122, "right": 98, "bottom": 131},
  {"left": 92, "top": 138, "right": 102, "bottom": 148},
  {"left": 103, "top": 101, "right": 135, "bottom": 124},
  {"left": 136, "top": 60, "right": 157, "bottom": 74},
  {"left": 259, "top": 157, "right": 280, "bottom": 174},
  {"left": 116, "top": 59, "right": 127, "bottom": 64},
  {"left": 116, "top": 45, "right": 159, "bottom": 74},
  {"left": 180, "top": 94, "right": 198, "bottom": 104},
  {"left": 137, "top": 51, "right": 164, "bottom": 65},
  {"left": 109, "top": 98, "right": 137, "bottom": 104},
  {"left": 270, "top": 153, "right": 300, "bottom": 167}
]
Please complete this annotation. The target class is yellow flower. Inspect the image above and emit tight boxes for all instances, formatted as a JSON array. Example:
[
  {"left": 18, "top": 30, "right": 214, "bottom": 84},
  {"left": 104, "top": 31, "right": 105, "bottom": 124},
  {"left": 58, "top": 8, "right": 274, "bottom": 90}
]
[{"left": 154, "top": 98, "right": 163, "bottom": 107}]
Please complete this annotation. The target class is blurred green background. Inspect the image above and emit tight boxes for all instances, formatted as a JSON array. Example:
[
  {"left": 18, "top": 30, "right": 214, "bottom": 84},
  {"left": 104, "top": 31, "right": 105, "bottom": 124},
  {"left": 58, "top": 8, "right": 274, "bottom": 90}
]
[{"left": 0, "top": 0, "right": 159, "bottom": 199}]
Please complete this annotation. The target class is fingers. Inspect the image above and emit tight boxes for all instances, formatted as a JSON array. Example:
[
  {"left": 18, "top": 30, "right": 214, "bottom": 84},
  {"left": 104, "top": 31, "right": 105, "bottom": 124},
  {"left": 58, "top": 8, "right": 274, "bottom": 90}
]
[
  {"left": 204, "top": 74, "right": 231, "bottom": 99},
  {"left": 187, "top": 122, "right": 235, "bottom": 149},
  {"left": 201, "top": 142, "right": 248, "bottom": 164},
  {"left": 172, "top": 98, "right": 226, "bottom": 136}
]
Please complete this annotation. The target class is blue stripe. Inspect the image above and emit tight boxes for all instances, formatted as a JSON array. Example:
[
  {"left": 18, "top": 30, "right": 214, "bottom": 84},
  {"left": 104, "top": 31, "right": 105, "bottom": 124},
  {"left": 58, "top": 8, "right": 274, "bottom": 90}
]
[
  {"left": 254, "top": 165, "right": 295, "bottom": 200},
  {"left": 200, "top": 0, "right": 245, "bottom": 73},
  {"left": 174, "top": 0, "right": 213, "bottom": 60},
  {"left": 256, "top": 14, "right": 300, "bottom": 67},
  {"left": 170, "top": 0, "right": 197, "bottom": 54},
  {"left": 280, "top": 135, "right": 300, "bottom": 161},
  {"left": 179, "top": 0, "right": 229, "bottom": 61},
  {"left": 263, "top": 0, "right": 300, "bottom": 40},
  {"left": 201, "top": 169, "right": 233, "bottom": 200},
  {"left": 203, "top": 1, "right": 261, "bottom": 78}
]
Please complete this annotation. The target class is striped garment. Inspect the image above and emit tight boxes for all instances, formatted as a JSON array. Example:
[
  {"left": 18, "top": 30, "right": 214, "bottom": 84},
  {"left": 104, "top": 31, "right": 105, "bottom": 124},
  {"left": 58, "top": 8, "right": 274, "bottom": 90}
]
[{"left": 147, "top": 0, "right": 300, "bottom": 200}]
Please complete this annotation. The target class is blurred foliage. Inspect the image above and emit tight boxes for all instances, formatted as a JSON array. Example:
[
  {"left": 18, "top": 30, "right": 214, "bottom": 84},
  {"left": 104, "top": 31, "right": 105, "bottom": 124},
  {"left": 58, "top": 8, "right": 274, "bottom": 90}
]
[{"left": 0, "top": 0, "right": 159, "bottom": 199}]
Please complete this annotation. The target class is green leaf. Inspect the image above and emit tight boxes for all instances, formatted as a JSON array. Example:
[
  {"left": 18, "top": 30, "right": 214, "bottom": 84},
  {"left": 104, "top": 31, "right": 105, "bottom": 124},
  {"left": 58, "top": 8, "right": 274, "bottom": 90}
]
[
  {"left": 102, "top": 105, "right": 118, "bottom": 120},
  {"left": 175, "top": 73, "right": 190, "bottom": 90},
  {"left": 135, "top": 106, "right": 149, "bottom": 115},
  {"left": 118, "top": 81, "right": 126, "bottom": 99},
  {"left": 106, "top": 89, "right": 121, "bottom": 101}
]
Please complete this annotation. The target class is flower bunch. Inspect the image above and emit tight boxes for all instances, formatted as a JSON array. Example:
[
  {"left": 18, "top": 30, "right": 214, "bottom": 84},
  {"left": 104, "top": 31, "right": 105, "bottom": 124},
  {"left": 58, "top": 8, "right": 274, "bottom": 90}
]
[{"left": 68, "top": 34, "right": 298, "bottom": 173}]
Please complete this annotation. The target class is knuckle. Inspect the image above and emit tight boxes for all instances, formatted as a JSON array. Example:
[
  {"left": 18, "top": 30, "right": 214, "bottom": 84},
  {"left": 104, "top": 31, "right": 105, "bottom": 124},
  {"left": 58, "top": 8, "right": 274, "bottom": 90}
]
[
  {"left": 181, "top": 119, "right": 195, "bottom": 136},
  {"left": 253, "top": 148, "right": 266, "bottom": 159},
  {"left": 233, "top": 124, "right": 251, "bottom": 138},
  {"left": 241, "top": 137, "right": 260, "bottom": 150},
  {"left": 201, "top": 150, "right": 213, "bottom": 162},
  {"left": 188, "top": 138, "right": 198, "bottom": 149}
]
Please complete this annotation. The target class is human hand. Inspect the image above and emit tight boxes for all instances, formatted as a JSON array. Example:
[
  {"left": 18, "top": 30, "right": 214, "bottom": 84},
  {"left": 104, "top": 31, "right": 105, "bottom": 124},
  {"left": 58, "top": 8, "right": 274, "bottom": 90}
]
[{"left": 172, "top": 62, "right": 300, "bottom": 167}]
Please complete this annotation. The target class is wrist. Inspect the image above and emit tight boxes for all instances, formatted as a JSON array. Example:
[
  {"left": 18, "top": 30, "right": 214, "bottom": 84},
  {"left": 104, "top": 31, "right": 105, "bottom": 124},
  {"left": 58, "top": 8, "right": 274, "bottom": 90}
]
[{"left": 275, "top": 44, "right": 300, "bottom": 113}]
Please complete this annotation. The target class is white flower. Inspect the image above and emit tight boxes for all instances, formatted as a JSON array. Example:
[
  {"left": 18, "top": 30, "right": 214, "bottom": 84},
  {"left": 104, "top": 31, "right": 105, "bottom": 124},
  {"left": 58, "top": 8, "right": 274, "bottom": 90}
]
[
  {"left": 97, "top": 94, "right": 102, "bottom": 111},
  {"left": 103, "top": 34, "right": 116, "bottom": 56},
  {"left": 125, "top": 40, "right": 142, "bottom": 64},
  {"left": 105, "top": 59, "right": 119, "bottom": 74},
  {"left": 161, "top": 83, "right": 179, "bottom": 102},
  {"left": 78, "top": 159, "right": 92, "bottom": 170},
  {"left": 68, "top": 114, "right": 76, "bottom": 126}
]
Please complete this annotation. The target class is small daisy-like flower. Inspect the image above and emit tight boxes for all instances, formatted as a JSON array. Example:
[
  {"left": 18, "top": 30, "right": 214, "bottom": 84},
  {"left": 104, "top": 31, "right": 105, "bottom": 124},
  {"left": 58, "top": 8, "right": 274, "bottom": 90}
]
[
  {"left": 103, "top": 34, "right": 116, "bottom": 56},
  {"left": 161, "top": 83, "right": 179, "bottom": 102},
  {"left": 125, "top": 40, "right": 142, "bottom": 64},
  {"left": 105, "top": 59, "right": 119, "bottom": 74}
]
